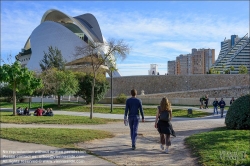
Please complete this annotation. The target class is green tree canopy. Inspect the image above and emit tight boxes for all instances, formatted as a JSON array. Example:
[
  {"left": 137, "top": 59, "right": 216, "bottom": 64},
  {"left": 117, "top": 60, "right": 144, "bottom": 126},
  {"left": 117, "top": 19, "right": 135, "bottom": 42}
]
[
  {"left": 208, "top": 67, "right": 220, "bottom": 74},
  {"left": 49, "top": 68, "right": 79, "bottom": 107},
  {"left": 230, "top": 66, "right": 235, "bottom": 71},
  {"left": 0, "top": 61, "right": 43, "bottom": 115},
  {"left": 0, "top": 85, "right": 25, "bottom": 102},
  {"left": 75, "top": 74, "right": 110, "bottom": 104},
  {"left": 239, "top": 65, "right": 248, "bottom": 74},
  {"left": 40, "top": 46, "right": 66, "bottom": 71}
]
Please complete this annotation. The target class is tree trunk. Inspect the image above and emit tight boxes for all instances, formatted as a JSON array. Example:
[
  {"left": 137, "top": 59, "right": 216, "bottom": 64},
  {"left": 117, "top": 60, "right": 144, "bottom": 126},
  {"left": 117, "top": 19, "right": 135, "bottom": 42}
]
[
  {"left": 29, "top": 97, "right": 31, "bottom": 109},
  {"left": 13, "top": 82, "right": 17, "bottom": 116},
  {"left": 90, "top": 73, "right": 96, "bottom": 119},
  {"left": 110, "top": 71, "right": 113, "bottom": 113},
  {"left": 58, "top": 95, "right": 61, "bottom": 107},
  {"left": 41, "top": 91, "right": 44, "bottom": 109}
]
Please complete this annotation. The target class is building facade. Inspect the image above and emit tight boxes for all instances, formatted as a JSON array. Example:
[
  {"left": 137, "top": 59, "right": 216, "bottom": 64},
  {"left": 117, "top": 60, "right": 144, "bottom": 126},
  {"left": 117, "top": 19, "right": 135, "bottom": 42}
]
[
  {"left": 212, "top": 34, "right": 250, "bottom": 74},
  {"left": 169, "top": 48, "right": 215, "bottom": 75},
  {"left": 167, "top": 60, "right": 175, "bottom": 75},
  {"left": 15, "top": 9, "right": 120, "bottom": 77}
]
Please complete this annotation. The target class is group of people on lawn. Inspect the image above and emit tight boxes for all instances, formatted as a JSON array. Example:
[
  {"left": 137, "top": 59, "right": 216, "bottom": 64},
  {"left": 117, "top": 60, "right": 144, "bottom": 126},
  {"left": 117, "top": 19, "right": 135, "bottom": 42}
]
[
  {"left": 16, "top": 107, "right": 31, "bottom": 115},
  {"left": 16, "top": 107, "right": 53, "bottom": 116}
]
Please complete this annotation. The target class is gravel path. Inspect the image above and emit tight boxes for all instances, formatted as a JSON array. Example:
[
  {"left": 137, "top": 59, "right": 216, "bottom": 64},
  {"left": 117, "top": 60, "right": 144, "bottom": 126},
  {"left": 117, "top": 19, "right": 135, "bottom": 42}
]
[{"left": 0, "top": 113, "right": 226, "bottom": 166}]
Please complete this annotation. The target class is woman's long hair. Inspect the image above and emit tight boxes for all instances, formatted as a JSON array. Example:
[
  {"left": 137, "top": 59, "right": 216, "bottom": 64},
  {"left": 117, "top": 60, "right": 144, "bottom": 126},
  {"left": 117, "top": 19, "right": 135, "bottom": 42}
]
[{"left": 160, "top": 97, "right": 171, "bottom": 112}]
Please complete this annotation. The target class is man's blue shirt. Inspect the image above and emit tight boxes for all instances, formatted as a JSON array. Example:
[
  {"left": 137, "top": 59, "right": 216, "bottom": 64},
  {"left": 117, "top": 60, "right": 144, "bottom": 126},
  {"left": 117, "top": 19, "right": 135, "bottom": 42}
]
[{"left": 124, "top": 97, "right": 144, "bottom": 119}]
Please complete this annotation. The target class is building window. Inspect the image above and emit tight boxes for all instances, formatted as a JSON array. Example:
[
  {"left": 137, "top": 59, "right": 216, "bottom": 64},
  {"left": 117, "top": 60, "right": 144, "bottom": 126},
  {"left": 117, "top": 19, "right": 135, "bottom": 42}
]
[{"left": 84, "top": 35, "right": 88, "bottom": 43}]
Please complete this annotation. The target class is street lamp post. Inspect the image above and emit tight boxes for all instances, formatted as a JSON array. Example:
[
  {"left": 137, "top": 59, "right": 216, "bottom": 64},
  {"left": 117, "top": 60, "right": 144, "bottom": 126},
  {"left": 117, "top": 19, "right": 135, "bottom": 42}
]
[{"left": 110, "top": 71, "right": 113, "bottom": 113}]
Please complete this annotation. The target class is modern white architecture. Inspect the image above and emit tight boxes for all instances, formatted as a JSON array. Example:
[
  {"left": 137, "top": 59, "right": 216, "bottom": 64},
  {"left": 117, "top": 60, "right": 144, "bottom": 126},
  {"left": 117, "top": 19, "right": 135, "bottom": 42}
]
[{"left": 15, "top": 9, "right": 120, "bottom": 76}]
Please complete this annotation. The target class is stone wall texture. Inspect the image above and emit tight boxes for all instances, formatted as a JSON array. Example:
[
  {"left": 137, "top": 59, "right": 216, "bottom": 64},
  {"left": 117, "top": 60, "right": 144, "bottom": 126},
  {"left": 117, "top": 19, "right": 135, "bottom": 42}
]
[{"left": 106, "top": 74, "right": 249, "bottom": 98}]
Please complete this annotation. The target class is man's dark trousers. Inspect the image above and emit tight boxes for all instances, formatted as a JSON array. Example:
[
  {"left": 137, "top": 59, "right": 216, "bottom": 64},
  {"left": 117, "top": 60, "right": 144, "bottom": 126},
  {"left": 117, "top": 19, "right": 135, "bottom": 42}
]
[{"left": 128, "top": 116, "right": 139, "bottom": 146}]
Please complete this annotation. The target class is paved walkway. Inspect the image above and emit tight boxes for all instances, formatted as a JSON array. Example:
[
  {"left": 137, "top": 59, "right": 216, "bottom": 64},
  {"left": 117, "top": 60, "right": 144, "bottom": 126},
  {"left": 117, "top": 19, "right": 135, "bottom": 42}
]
[{"left": 0, "top": 107, "right": 227, "bottom": 165}]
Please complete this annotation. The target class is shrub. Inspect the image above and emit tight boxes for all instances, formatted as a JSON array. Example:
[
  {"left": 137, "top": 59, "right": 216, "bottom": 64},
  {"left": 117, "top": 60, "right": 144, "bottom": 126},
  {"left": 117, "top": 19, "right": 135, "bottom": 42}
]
[
  {"left": 225, "top": 94, "right": 250, "bottom": 129},
  {"left": 75, "top": 74, "right": 110, "bottom": 104},
  {"left": 116, "top": 93, "right": 127, "bottom": 104}
]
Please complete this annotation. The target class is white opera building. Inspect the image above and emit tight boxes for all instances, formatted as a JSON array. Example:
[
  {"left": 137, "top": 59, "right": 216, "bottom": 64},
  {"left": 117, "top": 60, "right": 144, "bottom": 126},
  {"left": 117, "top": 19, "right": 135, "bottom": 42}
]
[{"left": 15, "top": 9, "right": 120, "bottom": 77}]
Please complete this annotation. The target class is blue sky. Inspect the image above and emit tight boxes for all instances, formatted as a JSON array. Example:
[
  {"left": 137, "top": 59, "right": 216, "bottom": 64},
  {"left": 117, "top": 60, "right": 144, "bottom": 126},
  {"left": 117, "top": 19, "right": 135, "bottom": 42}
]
[{"left": 1, "top": 1, "right": 249, "bottom": 76}]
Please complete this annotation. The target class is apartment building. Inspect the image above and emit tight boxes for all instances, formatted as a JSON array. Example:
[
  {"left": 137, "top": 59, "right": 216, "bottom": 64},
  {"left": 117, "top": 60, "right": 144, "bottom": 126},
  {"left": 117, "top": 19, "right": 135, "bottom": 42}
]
[
  {"left": 167, "top": 60, "right": 175, "bottom": 75},
  {"left": 169, "top": 48, "right": 215, "bottom": 75},
  {"left": 212, "top": 34, "right": 250, "bottom": 73}
]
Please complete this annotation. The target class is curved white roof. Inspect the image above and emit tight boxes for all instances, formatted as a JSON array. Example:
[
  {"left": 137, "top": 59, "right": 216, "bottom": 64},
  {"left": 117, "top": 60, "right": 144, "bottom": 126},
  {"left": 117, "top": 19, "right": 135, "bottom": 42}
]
[{"left": 17, "top": 9, "right": 121, "bottom": 76}]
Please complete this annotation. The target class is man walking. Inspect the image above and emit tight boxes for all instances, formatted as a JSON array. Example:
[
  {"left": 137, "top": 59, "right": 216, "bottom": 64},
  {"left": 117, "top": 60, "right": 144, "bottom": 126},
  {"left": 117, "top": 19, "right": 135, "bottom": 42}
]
[
  {"left": 212, "top": 98, "right": 219, "bottom": 115},
  {"left": 124, "top": 89, "right": 145, "bottom": 150},
  {"left": 218, "top": 98, "right": 226, "bottom": 118}
]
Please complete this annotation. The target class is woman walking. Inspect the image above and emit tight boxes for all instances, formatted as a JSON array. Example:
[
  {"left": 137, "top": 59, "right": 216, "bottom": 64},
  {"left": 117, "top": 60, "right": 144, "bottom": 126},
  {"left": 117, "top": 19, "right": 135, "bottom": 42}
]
[{"left": 155, "top": 97, "right": 176, "bottom": 153}]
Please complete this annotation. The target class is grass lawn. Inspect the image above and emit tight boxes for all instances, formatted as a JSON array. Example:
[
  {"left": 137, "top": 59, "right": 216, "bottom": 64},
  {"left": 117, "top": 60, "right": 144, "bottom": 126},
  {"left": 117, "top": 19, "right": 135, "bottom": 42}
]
[
  {"left": 185, "top": 127, "right": 250, "bottom": 166},
  {"left": 0, "top": 102, "right": 210, "bottom": 117},
  {"left": 0, "top": 112, "right": 120, "bottom": 124},
  {"left": 0, "top": 128, "right": 113, "bottom": 149}
]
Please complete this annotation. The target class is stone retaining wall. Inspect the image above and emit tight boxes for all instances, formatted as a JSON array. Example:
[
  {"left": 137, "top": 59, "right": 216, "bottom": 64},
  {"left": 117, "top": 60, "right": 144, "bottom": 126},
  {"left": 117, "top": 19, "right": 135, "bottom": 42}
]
[
  {"left": 106, "top": 74, "right": 249, "bottom": 97},
  {"left": 142, "top": 86, "right": 249, "bottom": 98},
  {"left": 100, "top": 86, "right": 249, "bottom": 105},
  {"left": 100, "top": 97, "right": 234, "bottom": 106}
]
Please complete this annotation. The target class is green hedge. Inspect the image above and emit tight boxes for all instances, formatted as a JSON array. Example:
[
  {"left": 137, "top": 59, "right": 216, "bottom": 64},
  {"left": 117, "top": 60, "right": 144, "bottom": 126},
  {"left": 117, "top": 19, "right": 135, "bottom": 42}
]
[{"left": 225, "top": 94, "right": 250, "bottom": 129}]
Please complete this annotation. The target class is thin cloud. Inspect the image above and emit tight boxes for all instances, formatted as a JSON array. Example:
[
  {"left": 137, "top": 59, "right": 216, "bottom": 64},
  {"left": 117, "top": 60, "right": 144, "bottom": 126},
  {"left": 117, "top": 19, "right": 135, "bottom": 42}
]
[{"left": 1, "top": 2, "right": 248, "bottom": 76}]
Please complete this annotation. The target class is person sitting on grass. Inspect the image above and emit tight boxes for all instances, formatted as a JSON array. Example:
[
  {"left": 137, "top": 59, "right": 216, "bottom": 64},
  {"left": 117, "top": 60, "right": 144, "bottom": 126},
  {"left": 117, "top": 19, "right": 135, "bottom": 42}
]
[
  {"left": 23, "top": 107, "right": 31, "bottom": 116},
  {"left": 34, "top": 108, "right": 43, "bottom": 116},
  {"left": 44, "top": 108, "right": 50, "bottom": 116},
  {"left": 16, "top": 107, "right": 23, "bottom": 115},
  {"left": 43, "top": 108, "right": 53, "bottom": 116},
  {"left": 49, "top": 108, "right": 54, "bottom": 116},
  {"left": 42, "top": 109, "right": 46, "bottom": 116}
]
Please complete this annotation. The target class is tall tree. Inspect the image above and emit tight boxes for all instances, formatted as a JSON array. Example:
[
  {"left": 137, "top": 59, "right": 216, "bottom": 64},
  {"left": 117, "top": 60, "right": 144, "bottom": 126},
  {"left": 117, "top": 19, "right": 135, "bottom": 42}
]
[
  {"left": 0, "top": 61, "right": 43, "bottom": 115},
  {"left": 75, "top": 73, "right": 110, "bottom": 104},
  {"left": 40, "top": 46, "right": 66, "bottom": 71},
  {"left": 74, "top": 39, "right": 130, "bottom": 119},
  {"left": 36, "top": 69, "right": 55, "bottom": 108},
  {"left": 50, "top": 68, "right": 79, "bottom": 107},
  {"left": 39, "top": 46, "right": 67, "bottom": 107}
]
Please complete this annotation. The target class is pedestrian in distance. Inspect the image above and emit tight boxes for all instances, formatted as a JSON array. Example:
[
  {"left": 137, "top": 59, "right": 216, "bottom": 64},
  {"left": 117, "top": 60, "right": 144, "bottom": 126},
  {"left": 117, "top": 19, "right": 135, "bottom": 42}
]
[
  {"left": 212, "top": 98, "right": 219, "bottom": 115},
  {"left": 204, "top": 95, "right": 209, "bottom": 109},
  {"left": 218, "top": 98, "right": 226, "bottom": 118},
  {"left": 230, "top": 97, "right": 235, "bottom": 105},
  {"left": 154, "top": 97, "right": 176, "bottom": 154},
  {"left": 199, "top": 97, "right": 204, "bottom": 109},
  {"left": 124, "top": 89, "right": 145, "bottom": 150}
]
